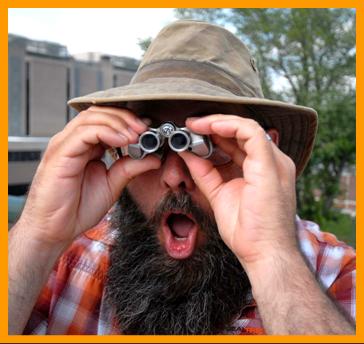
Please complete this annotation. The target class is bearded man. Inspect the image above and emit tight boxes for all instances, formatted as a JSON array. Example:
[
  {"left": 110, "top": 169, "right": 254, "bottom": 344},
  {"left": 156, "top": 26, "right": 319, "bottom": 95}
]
[{"left": 9, "top": 20, "right": 355, "bottom": 335}]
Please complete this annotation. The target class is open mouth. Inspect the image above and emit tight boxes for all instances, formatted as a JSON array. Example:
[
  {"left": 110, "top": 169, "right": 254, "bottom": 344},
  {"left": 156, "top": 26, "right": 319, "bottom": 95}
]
[{"left": 161, "top": 211, "right": 199, "bottom": 259}]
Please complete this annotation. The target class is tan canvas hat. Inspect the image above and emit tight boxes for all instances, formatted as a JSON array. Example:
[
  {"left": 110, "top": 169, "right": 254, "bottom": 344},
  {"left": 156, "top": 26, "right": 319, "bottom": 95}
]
[{"left": 68, "top": 20, "right": 318, "bottom": 176}]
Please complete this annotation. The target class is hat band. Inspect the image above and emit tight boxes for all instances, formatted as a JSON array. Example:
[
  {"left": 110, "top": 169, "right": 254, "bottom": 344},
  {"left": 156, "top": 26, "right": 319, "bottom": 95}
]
[{"left": 132, "top": 60, "right": 260, "bottom": 98}]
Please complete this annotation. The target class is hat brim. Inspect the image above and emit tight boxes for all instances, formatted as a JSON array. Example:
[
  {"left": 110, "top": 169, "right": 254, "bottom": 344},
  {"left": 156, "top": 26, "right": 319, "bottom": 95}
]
[{"left": 68, "top": 77, "right": 318, "bottom": 177}]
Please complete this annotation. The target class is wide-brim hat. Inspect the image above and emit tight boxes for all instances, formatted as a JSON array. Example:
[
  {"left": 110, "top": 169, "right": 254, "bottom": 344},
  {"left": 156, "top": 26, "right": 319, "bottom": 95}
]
[{"left": 68, "top": 20, "right": 318, "bottom": 177}]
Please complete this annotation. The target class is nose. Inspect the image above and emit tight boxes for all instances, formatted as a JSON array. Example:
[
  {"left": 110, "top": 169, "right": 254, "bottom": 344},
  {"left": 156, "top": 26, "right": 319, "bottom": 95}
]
[{"left": 160, "top": 151, "right": 195, "bottom": 192}]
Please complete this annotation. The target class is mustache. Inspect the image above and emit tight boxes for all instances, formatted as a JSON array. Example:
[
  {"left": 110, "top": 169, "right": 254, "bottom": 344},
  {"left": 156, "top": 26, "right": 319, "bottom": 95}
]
[
  {"left": 112, "top": 189, "right": 219, "bottom": 242},
  {"left": 148, "top": 190, "right": 217, "bottom": 237}
]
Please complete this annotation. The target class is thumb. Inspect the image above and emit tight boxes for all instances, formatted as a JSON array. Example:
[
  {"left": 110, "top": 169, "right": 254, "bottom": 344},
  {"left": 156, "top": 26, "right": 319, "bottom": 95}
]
[
  {"left": 179, "top": 151, "right": 224, "bottom": 207},
  {"left": 107, "top": 155, "right": 161, "bottom": 201}
]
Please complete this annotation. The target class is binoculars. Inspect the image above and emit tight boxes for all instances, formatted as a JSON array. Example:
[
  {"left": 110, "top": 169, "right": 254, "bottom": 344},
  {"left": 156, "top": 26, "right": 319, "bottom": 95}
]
[{"left": 120, "top": 122, "right": 213, "bottom": 160}]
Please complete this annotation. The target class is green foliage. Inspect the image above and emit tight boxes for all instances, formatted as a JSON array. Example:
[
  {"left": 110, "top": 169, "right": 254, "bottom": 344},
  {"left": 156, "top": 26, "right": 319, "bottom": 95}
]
[
  {"left": 138, "top": 37, "right": 152, "bottom": 55},
  {"left": 320, "top": 212, "right": 356, "bottom": 248},
  {"left": 176, "top": 8, "right": 356, "bottom": 224}
]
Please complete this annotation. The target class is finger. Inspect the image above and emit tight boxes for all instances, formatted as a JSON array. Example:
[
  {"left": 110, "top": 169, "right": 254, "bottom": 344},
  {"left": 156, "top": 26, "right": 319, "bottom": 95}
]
[
  {"left": 178, "top": 150, "right": 224, "bottom": 207},
  {"left": 141, "top": 117, "right": 152, "bottom": 126},
  {"left": 266, "top": 144, "right": 297, "bottom": 209},
  {"left": 87, "top": 106, "right": 148, "bottom": 132},
  {"left": 211, "top": 135, "right": 246, "bottom": 168},
  {"left": 188, "top": 116, "right": 278, "bottom": 178},
  {"left": 211, "top": 119, "right": 278, "bottom": 174},
  {"left": 64, "top": 111, "right": 140, "bottom": 143},
  {"left": 187, "top": 115, "right": 261, "bottom": 152},
  {"left": 186, "top": 114, "right": 244, "bottom": 134},
  {"left": 107, "top": 155, "right": 161, "bottom": 201},
  {"left": 89, "top": 143, "right": 106, "bottom": 161},
  {"left": 187, "top": 115, "right": 259, "bottom": 137},
  {"left": 270, "top": 143, "right": 297, "bottom": 184},
  {"left": 206, "top": 119, "right": 281, "bottom": 188},
  {"left": 57, "top": 125, "right": 128, "bottom": 159}
]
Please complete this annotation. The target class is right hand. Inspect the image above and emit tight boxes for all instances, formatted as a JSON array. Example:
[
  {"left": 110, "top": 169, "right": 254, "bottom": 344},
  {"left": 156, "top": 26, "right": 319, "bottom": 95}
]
[{"left": 16, "top": 106, "right": 161, "bottom": 248}]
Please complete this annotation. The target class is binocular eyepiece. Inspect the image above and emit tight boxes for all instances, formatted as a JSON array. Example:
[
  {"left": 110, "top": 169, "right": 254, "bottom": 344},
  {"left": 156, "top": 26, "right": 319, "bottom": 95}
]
[{"left": 121, "top": 122, "right": 213, "bottom": 160}]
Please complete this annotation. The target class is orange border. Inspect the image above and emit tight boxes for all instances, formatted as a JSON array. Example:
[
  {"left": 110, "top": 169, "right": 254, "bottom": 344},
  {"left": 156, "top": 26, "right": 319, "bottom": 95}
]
[
  {"left": 3, "top": 1, "right": 364, "bottom": 7},
  {"left": 3, "top": 3, "right": 362, "bottom": 343}
]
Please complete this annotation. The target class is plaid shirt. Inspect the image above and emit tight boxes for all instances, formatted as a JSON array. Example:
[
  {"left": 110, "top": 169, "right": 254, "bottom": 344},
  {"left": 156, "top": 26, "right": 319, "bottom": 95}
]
[{"left": 24, "top": 215, "right": 356, "bottom": 335}]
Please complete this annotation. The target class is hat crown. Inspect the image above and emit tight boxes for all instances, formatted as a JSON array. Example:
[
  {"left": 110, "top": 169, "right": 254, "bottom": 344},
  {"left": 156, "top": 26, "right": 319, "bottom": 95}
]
[
  {"left": 133, "top": 20, "right": 264, "bottom": 98},
  {"left": 67, "top": 20, "right": 318, "bottom": 177}
]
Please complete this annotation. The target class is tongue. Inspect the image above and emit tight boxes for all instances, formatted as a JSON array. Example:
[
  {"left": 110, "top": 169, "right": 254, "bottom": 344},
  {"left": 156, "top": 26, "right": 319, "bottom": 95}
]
[{"left": 169, "top": 214, "right": 194, "bottom": 238}]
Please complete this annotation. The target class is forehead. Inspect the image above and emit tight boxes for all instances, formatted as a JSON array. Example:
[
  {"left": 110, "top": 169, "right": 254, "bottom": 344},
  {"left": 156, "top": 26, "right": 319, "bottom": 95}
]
[{"left": 127, "top": 100, "right": 252, "bottom": 127}]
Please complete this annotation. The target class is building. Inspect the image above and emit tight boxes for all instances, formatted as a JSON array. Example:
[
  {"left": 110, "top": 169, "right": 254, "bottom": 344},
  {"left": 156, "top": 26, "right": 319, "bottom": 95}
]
[
  {"left": 334, "top": 166, "right": 356, "bottom": 217},
  {"left": 8, "top": 33, "right": 139, "bottom": 194}
]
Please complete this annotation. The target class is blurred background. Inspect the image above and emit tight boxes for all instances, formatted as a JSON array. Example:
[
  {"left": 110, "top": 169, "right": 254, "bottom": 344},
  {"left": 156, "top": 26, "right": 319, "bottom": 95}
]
[{"left": 8, "top": 8, "right": 356, "bottom": 247}]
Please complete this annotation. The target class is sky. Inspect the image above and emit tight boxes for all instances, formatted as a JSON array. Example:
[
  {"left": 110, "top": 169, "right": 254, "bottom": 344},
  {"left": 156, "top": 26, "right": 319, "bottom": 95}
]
[
  {"left": 7, "top": 8, "right": 291, "bottom": 91},
  {"left": 8, "top": 8, "right": 177, "bottom": 59}
]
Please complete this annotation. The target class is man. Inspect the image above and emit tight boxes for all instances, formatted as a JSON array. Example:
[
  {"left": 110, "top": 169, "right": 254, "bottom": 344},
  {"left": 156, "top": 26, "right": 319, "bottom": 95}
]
[{"left": 9, "top": 20, "right": 355, "bottom": 335}]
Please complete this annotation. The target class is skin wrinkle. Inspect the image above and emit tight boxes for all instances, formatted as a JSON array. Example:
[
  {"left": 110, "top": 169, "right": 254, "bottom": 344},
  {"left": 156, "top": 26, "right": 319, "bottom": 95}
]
[{"left": 105, "top": 189, "right": 251, "bottom": 335}]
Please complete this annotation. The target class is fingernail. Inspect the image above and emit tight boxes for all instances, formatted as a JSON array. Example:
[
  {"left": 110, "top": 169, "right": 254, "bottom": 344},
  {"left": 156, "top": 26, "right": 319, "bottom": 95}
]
[
  {"left": 136, "top": 118, "right": 148, "bottom": 127},
  {"left": 186, "top": 117, "right": 201, "bottom": 122},
  {"left": 140, "top": 117, "right": 152, "bottom": 126}
]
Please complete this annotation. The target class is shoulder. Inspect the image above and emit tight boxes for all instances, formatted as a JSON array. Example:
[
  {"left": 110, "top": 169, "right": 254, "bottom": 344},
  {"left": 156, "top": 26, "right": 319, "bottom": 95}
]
[
  {"left": 24, "top": 217, "right": 119, "bottom": 334},
  {"left": 296, "top": 217, "right": 355, "bottom": 278},
  {"left": 296, "top": 216, "right": 356, "bottom": 320},
  {"left": 57, "top": 217, "right": 117, "bottom": 281},
  {"left": 296, "top": 217, "right": 355, "bottom": 291}
]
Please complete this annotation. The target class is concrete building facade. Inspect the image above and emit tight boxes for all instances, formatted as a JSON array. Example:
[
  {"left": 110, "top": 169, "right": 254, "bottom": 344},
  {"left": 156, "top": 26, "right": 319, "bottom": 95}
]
[{"left": 8, "top": 34, "right": 139, "bottom": 193}]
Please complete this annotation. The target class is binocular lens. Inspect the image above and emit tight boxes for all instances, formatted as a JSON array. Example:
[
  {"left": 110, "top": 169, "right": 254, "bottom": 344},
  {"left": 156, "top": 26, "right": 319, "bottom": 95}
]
[
  {"left": 169, "top": 131, "right": 190, "bottom": 151},
  {"left": 124, "top": 123, "right": 213, "bottom": 160},
  {"left": 140, "top": 133, "right": 160, "bottom": 152}
]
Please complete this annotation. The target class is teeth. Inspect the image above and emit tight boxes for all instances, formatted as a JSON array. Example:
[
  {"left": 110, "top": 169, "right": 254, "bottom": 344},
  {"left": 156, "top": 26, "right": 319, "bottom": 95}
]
[{"left": 175, "top": 237, "right": 188, "bottom": 241}]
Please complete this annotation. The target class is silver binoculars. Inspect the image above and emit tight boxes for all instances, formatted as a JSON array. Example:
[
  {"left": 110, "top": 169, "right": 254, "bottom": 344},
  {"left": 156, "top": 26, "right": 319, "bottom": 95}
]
[{"left": 120, "top": 122, "right": 213, "bottom": 160}]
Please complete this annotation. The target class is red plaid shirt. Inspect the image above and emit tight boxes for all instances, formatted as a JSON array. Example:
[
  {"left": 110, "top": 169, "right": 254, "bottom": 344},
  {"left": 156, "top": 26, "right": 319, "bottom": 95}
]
[{"left": 24, "top": 216, "right": 356, "bottom": 335}]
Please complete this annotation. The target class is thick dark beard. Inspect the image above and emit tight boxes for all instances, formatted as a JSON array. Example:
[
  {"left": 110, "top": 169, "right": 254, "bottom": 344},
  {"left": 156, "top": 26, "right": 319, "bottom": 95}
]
[{"left": 105, "top": 189, "right": 251, "bottom": 335}]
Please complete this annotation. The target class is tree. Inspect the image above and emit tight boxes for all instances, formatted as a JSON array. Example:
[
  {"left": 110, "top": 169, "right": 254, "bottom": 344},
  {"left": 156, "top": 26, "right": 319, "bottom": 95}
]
[
  {"left": 138, "top": 37, "right": 152, "bottom": 55},
  {"left": 175, "top": 9, "right": 356, "bottom": 223}
]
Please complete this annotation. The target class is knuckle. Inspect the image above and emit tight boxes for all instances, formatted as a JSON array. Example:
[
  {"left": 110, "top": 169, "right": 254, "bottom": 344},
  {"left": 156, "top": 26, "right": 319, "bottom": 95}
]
[
  {"left": 120, "top": 163, "right": 133, "bottom": 181},
  {"left": 88, "top": 105, "right": 100, "bottom": 112},
  {"left": 74, "top": 125, "right": 86, "bottom": 135},
  {"left": 226, "top": 114, "right": 240, "bottom": 121},
  {"left": 245, "top": 118, "right": 264, "bottom": 134},
  {"left": 48, "top": 132, "right": 60, "bottom": 145},
  {"left": 79, "top": 108, "right": 93, "bottom": 117},
  {"left": 47, "top": 132, "right": 62, "bottom": 150},
  {"left": 255, "top": 125, "right": 266, "bottom": 137},
  {"left": 119, "top": 107, "right": 134, "bottom": 116},
  {"left": 246, "top": 118, "right": 259, "bottom": 127},
  {"left": 285, "top": 155, "right": 296, "bottom": 174},
  {"left": 43, "top": 133, "right": 60, "bottom": 161},
  {"left": 215, "top": 114, "right": 230, "bottom": 120},
  {"left": 69, "top": 109, "right": 92, "bottom": 124}
]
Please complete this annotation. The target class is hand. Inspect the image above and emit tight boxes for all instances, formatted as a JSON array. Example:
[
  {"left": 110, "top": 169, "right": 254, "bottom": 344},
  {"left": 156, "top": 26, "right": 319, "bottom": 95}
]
[
  {"left": 179, "top": 115, "right": 298, "bottom": 269},
  {"left": 17, "top": 106, "right": 161, "bottom": 248}
]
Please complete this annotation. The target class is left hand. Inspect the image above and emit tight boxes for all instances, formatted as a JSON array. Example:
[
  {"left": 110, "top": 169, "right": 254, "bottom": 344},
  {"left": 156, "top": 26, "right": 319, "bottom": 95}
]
[{"left": 179, "top": 115, "right": 298, "bottom": 270}]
